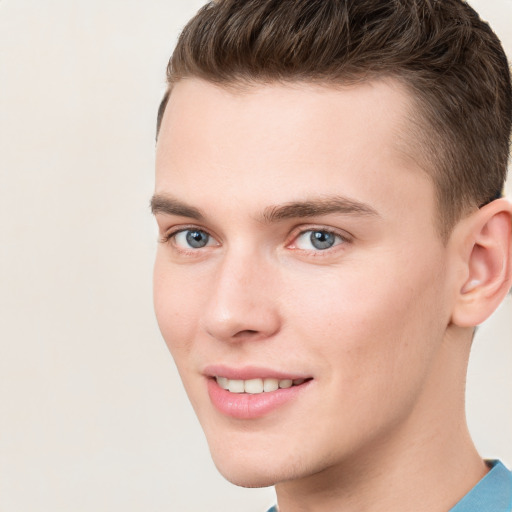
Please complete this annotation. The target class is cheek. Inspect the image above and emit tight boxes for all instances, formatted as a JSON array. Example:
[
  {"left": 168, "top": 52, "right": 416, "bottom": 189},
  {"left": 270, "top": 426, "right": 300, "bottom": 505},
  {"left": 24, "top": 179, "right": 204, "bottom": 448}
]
[
  {"left": 153, "top": 256, "right": 204, "bottom": 357},
  {"left": 285, "top": 249, "right": 448, "bottom": 387},
  {"left": 277, "top": 254, "right": 449, "bottom": 453}
]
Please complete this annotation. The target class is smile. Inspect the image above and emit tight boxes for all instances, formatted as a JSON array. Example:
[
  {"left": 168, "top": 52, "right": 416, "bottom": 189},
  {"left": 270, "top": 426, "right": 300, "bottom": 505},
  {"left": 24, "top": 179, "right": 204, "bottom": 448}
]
[
  {"left": 207, "top": 373, "right": 313, "bottom": 419},
  {"left": 215, "top": 376, "right": 307, "bottom": 394}
]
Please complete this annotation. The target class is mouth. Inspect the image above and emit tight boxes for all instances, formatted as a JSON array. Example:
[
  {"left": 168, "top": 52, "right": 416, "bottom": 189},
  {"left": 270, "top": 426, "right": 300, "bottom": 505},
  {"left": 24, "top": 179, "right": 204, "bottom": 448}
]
[
  {"left": 214, "top": 376, "right": 309, "bottom": 394},
  {"left": 205, "top": 369, "right": 313, "bottom": 419}
]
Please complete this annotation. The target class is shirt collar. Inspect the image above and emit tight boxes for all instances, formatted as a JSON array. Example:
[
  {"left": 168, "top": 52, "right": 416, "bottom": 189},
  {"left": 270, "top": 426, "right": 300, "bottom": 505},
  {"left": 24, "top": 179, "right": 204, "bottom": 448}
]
[{"left": 449, "top": 460, "right": 512, "bottom": 512}]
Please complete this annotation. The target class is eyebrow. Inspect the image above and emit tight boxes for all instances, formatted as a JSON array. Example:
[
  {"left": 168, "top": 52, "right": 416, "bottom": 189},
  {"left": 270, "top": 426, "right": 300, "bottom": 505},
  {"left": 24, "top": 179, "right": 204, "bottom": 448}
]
[
  {"left": 150, "top": 194, "right": 379, "bottom": 222},
  {"left": 260, "top": 196, "right": 379, "bottom": 223},
  {"left": 150, "top": 194, "right": 204, "bottom": 220}
]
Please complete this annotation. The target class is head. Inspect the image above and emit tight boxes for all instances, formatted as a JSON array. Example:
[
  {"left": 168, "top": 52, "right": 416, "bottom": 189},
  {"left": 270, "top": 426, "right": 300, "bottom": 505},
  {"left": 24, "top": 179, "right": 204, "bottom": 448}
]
[{"left": 152, "top": 0, "right": 512, "bottom": 491}]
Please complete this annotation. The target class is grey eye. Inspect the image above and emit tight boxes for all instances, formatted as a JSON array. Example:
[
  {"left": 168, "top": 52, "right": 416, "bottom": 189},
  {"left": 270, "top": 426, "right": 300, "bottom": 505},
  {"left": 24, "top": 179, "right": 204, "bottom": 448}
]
[
  {"left": 173, "top": 229, "right": 213, "bottom": 249},
  {"left": 310, "top": 231, "right": 336, "bottom": 250},
  {"left": 185, "top": 230, "right": 210, "bottom": 248},
  {"left": 294, "top": 229, "right": 343, "bottom": 251}
]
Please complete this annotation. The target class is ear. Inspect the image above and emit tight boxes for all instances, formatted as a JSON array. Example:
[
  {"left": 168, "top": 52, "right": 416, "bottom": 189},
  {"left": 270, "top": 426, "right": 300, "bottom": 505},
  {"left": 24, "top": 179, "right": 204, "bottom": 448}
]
[{"left": 450, "top": 198, "right": 512, "bottom": 327}]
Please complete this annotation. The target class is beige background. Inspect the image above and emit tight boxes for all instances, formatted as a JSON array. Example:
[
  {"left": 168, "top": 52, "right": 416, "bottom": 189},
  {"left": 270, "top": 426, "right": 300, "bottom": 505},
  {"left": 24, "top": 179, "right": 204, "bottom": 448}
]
[{"left": 0, "top": 1, "right": 510, "bottom": 511}]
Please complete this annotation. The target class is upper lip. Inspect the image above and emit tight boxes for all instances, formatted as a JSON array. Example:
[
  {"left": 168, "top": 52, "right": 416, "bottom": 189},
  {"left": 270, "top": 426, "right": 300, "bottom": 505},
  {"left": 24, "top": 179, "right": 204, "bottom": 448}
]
[{"left": 203, "top": 364, "right": 311, "bottom": 381}]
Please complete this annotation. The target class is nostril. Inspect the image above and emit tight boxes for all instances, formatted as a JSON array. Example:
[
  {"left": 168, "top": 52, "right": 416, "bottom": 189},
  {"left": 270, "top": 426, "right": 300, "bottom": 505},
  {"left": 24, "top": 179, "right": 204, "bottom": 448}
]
[{"left": 233, "top": 329, "right": 259, "bottom": 338}]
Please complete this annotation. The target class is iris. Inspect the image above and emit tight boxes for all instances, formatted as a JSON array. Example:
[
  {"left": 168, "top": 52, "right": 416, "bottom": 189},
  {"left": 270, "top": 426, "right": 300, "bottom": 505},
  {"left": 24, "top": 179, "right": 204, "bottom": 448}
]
[
  {"left": 186, "top": 230, "right": 210, "bottom": 248},
  {"left": 310, "top": 231, "right": 336, "bottom": 250}
]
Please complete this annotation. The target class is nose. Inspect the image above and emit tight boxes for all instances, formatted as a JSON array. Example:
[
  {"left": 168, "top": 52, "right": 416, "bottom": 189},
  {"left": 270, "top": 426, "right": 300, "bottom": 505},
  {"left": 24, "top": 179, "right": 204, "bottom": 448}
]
[{"left": 201, "top": 249, "right": 281, "bottom": 343}]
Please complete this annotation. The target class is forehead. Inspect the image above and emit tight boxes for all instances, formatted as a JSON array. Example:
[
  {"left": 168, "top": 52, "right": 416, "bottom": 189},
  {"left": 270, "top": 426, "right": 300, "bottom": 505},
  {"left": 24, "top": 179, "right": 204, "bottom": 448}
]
[{"left": 155, "top": 78, "right": 434, "bottom": 227}]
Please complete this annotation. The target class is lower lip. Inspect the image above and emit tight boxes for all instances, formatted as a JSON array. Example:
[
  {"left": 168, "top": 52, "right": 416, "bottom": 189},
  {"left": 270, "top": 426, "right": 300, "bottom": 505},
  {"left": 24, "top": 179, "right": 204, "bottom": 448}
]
[{"left": 207, "top": 378, "right": 312, "bottom": 420}]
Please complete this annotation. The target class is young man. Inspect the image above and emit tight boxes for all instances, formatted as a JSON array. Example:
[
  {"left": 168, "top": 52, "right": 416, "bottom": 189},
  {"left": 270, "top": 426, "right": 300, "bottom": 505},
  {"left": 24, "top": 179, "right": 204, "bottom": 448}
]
[{"left": 151, "top": 1, "right": 512, "bottom": 510}]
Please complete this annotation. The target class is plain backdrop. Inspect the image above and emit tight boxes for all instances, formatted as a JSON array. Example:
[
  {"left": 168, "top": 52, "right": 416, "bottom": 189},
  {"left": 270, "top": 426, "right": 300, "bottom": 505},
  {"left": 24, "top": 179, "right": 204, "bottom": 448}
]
[{"left": 0, "top": 1, "right": 510, "bottom": 511}]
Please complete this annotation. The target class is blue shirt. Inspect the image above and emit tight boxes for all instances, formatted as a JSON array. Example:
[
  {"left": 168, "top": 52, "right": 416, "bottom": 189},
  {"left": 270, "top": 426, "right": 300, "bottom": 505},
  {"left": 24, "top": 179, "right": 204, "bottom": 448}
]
[
  {"left": 449, "top": 460, "right": 512, "bottom": 512},
  {"left": 266, "top": 460, "right": 512, "bottom": 512}
]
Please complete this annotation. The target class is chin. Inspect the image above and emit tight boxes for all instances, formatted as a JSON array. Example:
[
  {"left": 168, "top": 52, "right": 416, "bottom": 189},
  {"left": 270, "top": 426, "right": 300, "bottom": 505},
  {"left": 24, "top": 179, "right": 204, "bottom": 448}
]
[
  {"left": 208, "top": 437, "right": 322, "bottom": 489},
  {"left": 213, "top": 457, "right": 291, "bottom": 488},
  {"left": 207, "top": 443, "right": 279, "bottom": 487},
  {"left": 220, "top": 471, "right": 278, "bottom": 489}
]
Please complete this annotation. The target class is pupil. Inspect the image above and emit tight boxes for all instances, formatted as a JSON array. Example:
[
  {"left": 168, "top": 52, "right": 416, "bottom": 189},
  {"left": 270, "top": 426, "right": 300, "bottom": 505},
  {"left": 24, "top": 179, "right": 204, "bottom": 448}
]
[
  {"left": 310, "top": 231, "right": 335, "bottom": 250},
  {"left": 186, "top": 230, "right": 208, "bottom": 248}
]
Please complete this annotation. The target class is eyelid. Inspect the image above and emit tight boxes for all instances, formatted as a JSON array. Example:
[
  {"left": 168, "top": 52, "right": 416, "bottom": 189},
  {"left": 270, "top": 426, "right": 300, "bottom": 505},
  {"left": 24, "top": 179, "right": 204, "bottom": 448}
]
[
  {"left": 159, "top": 225, "right": 220, "bottom": 248},
  {"left": 286, "top": 225, "right": 353, "bottom": 250},
  {"left": 158, "top": 223, "right": 352, "bottom": 254}
]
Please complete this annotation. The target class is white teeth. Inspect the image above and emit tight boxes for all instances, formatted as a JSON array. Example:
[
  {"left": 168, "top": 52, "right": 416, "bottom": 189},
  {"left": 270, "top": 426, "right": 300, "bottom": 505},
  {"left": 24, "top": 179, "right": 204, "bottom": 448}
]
[
  {"left": 215, "top": 376, "right": 307, "bottom": 394},
  {"left": 263, "top": 378, "right": 279, "bottom": 392},
  {"left": 217, "top": 377, "right": 229, "bottom": 390},
  {"left": 244, "top": 378, "right": 264, "bottom": 394},
  {"left": 227, "top": 379, "right": 245, "bottom": 393}
]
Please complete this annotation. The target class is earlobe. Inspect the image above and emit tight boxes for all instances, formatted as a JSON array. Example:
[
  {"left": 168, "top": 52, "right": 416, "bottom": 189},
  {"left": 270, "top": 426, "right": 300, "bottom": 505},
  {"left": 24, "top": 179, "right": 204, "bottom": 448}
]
[{"left": 451, "top": 198, "right": 512, "bottom": 327}]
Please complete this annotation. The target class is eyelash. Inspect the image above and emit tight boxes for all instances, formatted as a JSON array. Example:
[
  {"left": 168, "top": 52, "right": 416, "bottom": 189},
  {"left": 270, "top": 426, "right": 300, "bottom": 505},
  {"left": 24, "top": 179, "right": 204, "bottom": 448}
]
[
  {"left": 159, "top": 226, "right": 215, "bottom": 252},
  {"left": 288, "top": 227, "right": 350, "bottom": 253},
  {"left": 160, "top": 225, "right": 352, "bottom": 255}
]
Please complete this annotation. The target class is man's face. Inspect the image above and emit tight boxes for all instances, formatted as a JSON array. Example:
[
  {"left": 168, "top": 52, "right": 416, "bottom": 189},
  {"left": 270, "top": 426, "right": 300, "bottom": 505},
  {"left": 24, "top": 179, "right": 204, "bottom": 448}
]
[{"left": 153, "top": 79, "right": 454, "bottom": 487}]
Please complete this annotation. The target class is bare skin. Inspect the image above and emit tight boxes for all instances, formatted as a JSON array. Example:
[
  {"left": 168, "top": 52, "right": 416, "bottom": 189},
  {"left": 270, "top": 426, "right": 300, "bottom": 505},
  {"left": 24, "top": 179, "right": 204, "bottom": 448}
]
[{"left": 153, "top": 78, "right": 512, "bottom": 512}]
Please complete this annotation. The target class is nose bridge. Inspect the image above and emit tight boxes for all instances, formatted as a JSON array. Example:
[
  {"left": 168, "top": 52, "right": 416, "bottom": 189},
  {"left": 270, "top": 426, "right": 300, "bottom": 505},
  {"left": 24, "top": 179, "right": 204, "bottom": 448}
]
[{"left": 202, "top": 244, "right": 280, "bottom": 342}]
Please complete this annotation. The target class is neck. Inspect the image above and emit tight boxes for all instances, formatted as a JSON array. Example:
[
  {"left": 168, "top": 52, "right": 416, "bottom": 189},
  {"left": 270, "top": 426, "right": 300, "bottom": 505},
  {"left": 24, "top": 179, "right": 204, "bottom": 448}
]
[{"left": 274, "top": 326, "right": 487, "bottom": 512}]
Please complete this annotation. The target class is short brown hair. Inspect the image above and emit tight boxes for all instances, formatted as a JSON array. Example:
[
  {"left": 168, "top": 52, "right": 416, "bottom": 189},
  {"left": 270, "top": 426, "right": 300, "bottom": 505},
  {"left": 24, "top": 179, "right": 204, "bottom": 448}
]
[{"left": 157, "top": 0, "right": 512, "bottom": 236}]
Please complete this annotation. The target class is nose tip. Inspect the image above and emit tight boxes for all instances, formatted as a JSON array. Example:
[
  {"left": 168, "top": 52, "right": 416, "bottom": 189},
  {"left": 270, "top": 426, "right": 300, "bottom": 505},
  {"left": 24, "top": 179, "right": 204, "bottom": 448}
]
[
  {"left": 204, "top": 298, "right": 281, "bottom": 343},
  {"left": 202, "top": 259, "right": 281, "bottom": 343}
]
